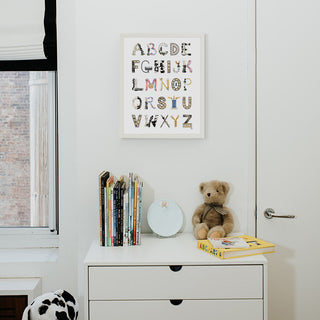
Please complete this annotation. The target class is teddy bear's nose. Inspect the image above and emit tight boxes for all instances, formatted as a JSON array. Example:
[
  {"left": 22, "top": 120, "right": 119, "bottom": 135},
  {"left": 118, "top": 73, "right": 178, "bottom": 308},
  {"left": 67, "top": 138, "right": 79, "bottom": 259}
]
[{"left": 207, "top": 193, "right": 211, "bottom": 197}]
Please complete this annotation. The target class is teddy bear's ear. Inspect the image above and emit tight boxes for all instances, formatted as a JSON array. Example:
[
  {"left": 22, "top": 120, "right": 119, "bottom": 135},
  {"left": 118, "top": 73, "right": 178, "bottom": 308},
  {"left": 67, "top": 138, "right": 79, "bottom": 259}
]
[
  {"left": 220, "top": 182, "right": 230, "bottom": 194},
  {"left": 199, "top": 183, "right": 206, "bottom": 194}
]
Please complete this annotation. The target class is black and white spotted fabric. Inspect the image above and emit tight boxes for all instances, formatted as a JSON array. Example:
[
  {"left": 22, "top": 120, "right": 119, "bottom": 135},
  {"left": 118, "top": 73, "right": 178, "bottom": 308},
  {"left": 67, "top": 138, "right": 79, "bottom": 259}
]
[{"left": 22, "top": 289, "right": 79, "bottom": 320}]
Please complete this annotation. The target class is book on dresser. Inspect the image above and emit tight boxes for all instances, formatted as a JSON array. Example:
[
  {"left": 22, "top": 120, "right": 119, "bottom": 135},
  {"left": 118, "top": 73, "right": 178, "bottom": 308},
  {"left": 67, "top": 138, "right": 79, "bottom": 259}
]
[
  {"left": 106, "top": 175, "right": 115, "bottom": 246},
  {"left": 98, "top": 171, "right": 110, "bottom": 246},
  {"left": 113, "top": 180, "right": 120, "bottom": 246},
  {"left": 119, "top": 178, "right": 125, "bottom": 246},
  {"left": 197, "top": 235, "right": 275, "bottom": 259},
  {"left": 98, "top": 171, "right": 143, "bottom": 247}
]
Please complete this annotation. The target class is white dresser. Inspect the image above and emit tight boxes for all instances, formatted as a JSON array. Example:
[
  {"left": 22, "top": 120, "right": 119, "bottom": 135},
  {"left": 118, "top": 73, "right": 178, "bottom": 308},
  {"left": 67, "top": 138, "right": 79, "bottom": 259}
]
[{"left": 84, "top": 233, "right": 267, "bottom": 320}]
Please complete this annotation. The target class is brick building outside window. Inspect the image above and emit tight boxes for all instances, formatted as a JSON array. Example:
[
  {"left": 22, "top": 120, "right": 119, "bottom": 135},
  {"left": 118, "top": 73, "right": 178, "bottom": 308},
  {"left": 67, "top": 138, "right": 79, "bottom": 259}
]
[
  {"left": 0, "top": 71, "right": 56, "bottom": 231},
  {"left": 0, "top": 72, "right": 31, "bottom": 226}
]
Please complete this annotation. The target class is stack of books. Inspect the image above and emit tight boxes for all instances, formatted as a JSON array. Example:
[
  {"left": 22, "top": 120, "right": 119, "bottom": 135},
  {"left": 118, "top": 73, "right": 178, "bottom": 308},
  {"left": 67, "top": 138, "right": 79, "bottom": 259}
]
[
  {"left": 99, "top": 171, "right": 143, "bottom": 246},
  {"left": 197, "top": 235, "right": 275, "bottom": 259}
]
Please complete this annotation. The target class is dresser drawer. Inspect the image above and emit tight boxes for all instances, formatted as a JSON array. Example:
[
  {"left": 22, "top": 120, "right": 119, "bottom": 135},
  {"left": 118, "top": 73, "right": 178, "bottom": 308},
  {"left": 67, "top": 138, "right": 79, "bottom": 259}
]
[
  {"left": 89, "top": 265, "right": 262, "bottom": 300},
  {"left": 90, "top": 300, "right": 263, "bottom": 320}
]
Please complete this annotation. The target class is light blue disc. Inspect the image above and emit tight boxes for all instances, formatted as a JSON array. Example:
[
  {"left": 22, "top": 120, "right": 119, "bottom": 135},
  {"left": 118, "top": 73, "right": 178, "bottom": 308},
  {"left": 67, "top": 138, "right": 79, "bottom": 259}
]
[{"left": 147, "top": 200, "right": 183, "bottom": 237}]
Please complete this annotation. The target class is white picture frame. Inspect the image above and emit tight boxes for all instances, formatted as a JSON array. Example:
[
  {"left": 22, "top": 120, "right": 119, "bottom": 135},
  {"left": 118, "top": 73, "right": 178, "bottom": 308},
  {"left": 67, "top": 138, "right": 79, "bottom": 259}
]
[{"left": 120, "top": 33, "right": 205, "bottom": 139}]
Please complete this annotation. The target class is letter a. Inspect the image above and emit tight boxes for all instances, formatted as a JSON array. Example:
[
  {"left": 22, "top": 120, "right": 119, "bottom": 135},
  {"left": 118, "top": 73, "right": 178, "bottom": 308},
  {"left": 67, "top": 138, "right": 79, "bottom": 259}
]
[{"left": 132, "top": 43, "right": 145, "bottom": 56}]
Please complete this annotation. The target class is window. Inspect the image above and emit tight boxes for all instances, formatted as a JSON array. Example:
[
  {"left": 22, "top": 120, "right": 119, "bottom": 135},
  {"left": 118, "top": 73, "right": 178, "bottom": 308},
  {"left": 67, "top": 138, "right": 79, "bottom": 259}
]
[
  {"left": 0, "top": 0, "right": 57, "bottom": 248},
  {"left": 0, "top": 70, "right": 58, "bottom": 248}
]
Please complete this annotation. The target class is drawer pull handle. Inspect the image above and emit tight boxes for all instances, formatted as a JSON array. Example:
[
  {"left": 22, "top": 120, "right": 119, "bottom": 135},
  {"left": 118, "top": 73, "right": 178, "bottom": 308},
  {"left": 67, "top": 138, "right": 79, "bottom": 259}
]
[
  {"left": 170, "top": 299, "right": 183, "bottom": 306},
  {"left": 169, "top": 265, "right": 182, "bottom": 272}
]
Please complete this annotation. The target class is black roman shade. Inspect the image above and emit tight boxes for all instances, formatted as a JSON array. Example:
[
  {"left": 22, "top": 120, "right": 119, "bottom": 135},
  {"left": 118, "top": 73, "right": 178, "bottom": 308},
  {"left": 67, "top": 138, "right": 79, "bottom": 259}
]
[{"left": 0, "top": 0, "right": 57, "bottom": 71}]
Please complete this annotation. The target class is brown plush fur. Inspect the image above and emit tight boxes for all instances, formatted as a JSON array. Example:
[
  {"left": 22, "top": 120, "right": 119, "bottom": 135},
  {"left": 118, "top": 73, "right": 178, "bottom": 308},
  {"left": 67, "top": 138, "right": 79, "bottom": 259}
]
[{"left": 192, "top": 180, "right": 234, "bottom": 239}]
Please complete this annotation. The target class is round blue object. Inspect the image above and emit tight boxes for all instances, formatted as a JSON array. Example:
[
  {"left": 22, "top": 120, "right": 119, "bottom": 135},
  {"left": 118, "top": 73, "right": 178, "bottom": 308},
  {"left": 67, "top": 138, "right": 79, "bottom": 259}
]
[{"left": 147, "top": 200, "right": 183, "bottom": 237}]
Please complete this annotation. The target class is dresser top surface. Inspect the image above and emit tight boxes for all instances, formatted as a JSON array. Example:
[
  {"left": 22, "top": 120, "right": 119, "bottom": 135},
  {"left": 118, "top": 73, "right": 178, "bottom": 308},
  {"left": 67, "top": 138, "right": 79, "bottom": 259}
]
[{"left": 84, "top": 233, "right": 268, "bottom": 266}]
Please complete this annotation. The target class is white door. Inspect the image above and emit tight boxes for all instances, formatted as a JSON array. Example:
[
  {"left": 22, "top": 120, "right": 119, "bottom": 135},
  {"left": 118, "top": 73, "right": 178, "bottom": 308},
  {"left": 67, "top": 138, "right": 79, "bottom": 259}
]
[{"left": 257, "top": 1, "right": 320, "bottom": 319}]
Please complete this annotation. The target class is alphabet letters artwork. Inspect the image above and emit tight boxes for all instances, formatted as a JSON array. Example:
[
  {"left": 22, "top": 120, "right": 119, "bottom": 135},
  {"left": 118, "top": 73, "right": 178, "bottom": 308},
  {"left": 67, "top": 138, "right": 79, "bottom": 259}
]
[{"left": 122, "top": 34, "right": 204, "bottom": 138}]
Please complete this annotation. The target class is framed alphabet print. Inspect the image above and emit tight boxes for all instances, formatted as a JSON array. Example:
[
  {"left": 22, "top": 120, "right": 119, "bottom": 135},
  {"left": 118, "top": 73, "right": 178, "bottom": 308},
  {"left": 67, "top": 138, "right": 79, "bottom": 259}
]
[{"left": 120, "top": 34, "right": 205, "bottom": 139}]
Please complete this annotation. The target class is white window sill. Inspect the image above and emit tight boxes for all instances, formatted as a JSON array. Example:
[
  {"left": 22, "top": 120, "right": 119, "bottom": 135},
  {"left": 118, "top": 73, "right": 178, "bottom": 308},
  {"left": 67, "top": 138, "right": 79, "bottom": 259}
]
[
  {"left": 0, "top": 231, "right": 59, "bottom": 249},
  {"left": 0, "top": 247, "right": 59, "bottom": 263}
]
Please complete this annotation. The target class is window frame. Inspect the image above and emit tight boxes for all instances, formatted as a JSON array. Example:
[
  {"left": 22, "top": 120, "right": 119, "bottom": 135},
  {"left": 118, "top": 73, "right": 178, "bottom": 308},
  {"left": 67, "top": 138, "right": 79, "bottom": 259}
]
[{"left": 0, "top": 71, "right": 58, "bottom": 248}]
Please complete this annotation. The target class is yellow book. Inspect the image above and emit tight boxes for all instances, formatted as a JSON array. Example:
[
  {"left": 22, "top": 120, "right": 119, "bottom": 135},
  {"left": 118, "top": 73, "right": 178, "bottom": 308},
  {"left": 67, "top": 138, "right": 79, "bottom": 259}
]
[{"left": 197, "top": 235, "right": 275, "bottom": 259}]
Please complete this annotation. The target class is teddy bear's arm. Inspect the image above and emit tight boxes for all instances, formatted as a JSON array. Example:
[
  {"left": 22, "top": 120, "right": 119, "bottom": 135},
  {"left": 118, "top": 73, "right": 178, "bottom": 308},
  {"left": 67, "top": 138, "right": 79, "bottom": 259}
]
[
  {"left": 222, "top": 207, "right": 234, "bottom": 235},
  {"left": 192, "top": 204, "right": 206, "bottom": 226}
]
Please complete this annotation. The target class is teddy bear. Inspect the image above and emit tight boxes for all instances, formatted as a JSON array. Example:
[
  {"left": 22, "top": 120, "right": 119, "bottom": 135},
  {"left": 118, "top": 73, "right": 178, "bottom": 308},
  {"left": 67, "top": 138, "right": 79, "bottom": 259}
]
[
  {"left": 192, "top": 180, "right": 234, "bottom": 239},
  {"left": 22, "top": 289, "right": 79, "bottom": 320}
]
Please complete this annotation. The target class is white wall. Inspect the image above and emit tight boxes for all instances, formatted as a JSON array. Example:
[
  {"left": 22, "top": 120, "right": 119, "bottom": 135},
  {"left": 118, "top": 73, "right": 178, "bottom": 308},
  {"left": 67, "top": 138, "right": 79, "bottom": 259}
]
[
  {"left": 75, "top": 0, "right": 255, "bottom": 234},
  {"left": 0, "top": 1, "right": 255, "bottom": 319}
]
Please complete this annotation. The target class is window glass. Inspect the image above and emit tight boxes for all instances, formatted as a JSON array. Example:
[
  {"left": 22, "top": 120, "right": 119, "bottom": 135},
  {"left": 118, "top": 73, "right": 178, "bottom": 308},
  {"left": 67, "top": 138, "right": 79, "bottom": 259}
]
[{"left": 0, "top": 71, "right": 56, "bottom": 229}]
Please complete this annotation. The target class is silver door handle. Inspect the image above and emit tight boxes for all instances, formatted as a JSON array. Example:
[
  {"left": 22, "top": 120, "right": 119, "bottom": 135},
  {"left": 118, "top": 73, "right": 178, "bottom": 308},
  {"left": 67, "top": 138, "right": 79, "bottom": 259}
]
[{"left": 264, "top": 208, "right": 296, "bottom": 219}]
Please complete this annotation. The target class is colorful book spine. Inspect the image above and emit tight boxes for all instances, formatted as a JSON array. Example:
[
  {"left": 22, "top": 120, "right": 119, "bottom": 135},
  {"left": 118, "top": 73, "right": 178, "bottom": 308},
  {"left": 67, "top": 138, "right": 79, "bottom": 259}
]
[
  {"left": 136, "top": 182, "right": 140, "bottom": 245},
  {"left": 110, "top": 185, "right": 114, "bottom": 246},
  {"left": 133, "top": 178, "right": 138, "bottom": 245},
  {"left": 130, "top": 174, "right": 135, "bottom": 245},
  {"left": 123, "top": 191, "right": 128, "bottom": 246},
  {"left": 108, "top": 184, "right": 112, "bottom": 246},
  {"left": 137, "top": 181, "right": 143, "bottom": 245},
  {"left": 98, "top": 171, "right": 109, "bottom": 246},
  {"left": 113, "top": 182, "right": 119, "bottom": 246},
  {"left": 98, "top": 171, "right": 104, "bottom": 246},
  {"left": 106, "top": 176, "right": 114, "bottom": 247},
  {"left": 128, "top": 173, "right": 132, "bottom": 245},
  {"left": 104, "top": 186, "right": 108, "bottom": 246},
  {"left": 119, "top": 182, "right": 124, "bottom": 246}
]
